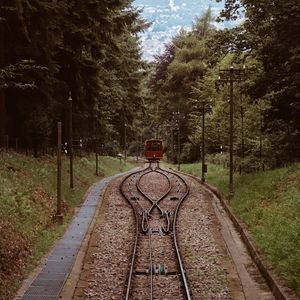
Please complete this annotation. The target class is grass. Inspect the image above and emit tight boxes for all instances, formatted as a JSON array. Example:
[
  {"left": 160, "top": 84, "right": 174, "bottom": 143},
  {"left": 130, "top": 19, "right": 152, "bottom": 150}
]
[
  {"left": 169, "top": 161, "right": 300, "bottom": 296},
  {"left": 0, "top": 151, "right": 136, "bottom": 299}
]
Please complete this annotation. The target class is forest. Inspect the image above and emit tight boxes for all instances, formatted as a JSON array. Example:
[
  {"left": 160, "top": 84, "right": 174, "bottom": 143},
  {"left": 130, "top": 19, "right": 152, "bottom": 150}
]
[
  {"left": 0, "top": 0, "right": 147, "bottom": 155},
  {"left": 0, "top": 0, "right": 299, "bottom": 170}
]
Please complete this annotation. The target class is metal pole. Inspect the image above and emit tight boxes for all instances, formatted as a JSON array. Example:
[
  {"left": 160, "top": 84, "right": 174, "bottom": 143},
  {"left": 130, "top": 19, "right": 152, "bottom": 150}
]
[
  {"left": 259, "top": 107, "right": 264, "bottom": 171},
  {"left": 136, "top": 133, "right": 139, "bottom": 162},
  {"left": 55, "top": 122, "right": 63, "bottom": 224},
  {"left": 218, "top": 65, "right": 246, "bottom": 197},
  {"left": 171, "top": 128, "right": 174, "bottom": 162},
  {"left": 177, "top": 121, "right": 181, "bottom": 171},
  {"left": 140, "top": 134, "right": 143, "bottom": 157},
  {"left": 5, "top": 134, "right": 8, "bottom": 152},
  {"left": 229, "top": 67, "right": 234, "bottom": 198},
  {"left": 241, "top": 95, "right": 245, "bottom": 159},
  {"left": 95, "top": 144, "right": 99, "bottom": 176},
  {"left": 68, "top": 93, "right": 74, "bottom": 189},
  {"left": 155, "top": 96, "right": 159, "bottom": 139},
  {"left": 201, "top": 102, "right": 205, "bottom": 183},
  {"left": 0, "top": 19, "right": 6, "bottom": 148},
  {"left": 124, "top": 123, "right": 127, "bottom": 162}
]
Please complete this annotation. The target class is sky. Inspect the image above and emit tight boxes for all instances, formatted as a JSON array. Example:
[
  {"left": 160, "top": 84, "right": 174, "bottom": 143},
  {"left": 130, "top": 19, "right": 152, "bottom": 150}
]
[{"left": 133, "top": 0, "right": 236, "bottom": 61}]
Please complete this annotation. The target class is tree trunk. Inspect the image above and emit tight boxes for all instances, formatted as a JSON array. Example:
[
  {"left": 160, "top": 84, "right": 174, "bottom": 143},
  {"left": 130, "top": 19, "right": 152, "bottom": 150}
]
[{"left": 0, "top": 19, "right": 6, "bottom": 146}]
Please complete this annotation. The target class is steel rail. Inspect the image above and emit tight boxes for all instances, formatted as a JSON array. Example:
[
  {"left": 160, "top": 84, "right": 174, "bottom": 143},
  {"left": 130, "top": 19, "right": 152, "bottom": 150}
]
[
  {"left": 137, "top": 165, "right": 172, "bottom": 234},
  {"left": 140, "top": 163, "right": 193, "bottom": 299},
  {"left": 136, "top": 166, "right": 172, "bottom": 216},
  {"left": 157, "top": 166, "right": 193, "bottom": 300},
  {"left": 161, "top": 210, "right": 171, "bottom": 234},
  {"left": 148, "top": 229, "right": 154, "bottom": 300},
  {"left": 121, "top": 162, "right": 192, "bottom": 300},
  {"left": 126, "top": 167, "right": 153, "bottom": 215},
  {"left": 120, "top": 165, "right": 151, "bottom": 300},
  {"left": 141, "top": 210, "right": 149, "bottom": 233}
]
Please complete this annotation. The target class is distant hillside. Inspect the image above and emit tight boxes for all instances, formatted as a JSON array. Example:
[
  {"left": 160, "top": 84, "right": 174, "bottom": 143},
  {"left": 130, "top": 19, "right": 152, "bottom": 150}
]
[{"left": 133, "top": 0, "right": 237, "bottom": 60}]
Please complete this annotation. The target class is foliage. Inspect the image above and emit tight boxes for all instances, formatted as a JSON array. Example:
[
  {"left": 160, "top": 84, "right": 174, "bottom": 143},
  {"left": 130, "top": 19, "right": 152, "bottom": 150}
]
[
  {"left": 171, "top": 161, "right": 300, "bottom": 295},
  {"left": 0, "top": 0, "right": 147, "bottom": 150},
  {"left": 216, "top": 0, "right": 300, "bottom": 162},
  {"left": 146, "top": 2, "right": 299, "bottom": 169},
  {"left": 0, "top": 151, "right": 136, "bottom": 299},
  {"left": 148, "top": 9, "right": 219, "bottom": 162}
]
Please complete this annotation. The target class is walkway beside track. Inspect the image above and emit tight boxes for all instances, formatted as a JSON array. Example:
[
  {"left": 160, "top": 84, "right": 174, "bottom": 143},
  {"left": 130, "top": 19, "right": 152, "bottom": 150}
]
[{"left": 17, "top": 170, "right": 135, "bottom": 300}]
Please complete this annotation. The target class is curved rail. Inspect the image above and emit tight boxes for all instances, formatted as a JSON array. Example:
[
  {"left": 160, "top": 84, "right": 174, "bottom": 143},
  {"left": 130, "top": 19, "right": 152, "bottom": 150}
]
[
  {"left": 159, "top": 166, "right": 192, "bottom": 300},
  {"left": 136, "top": 168, "right": 172, "bottom": 216},
  {"left": 121, "top": 162, "right": 192, "bottom": 300},
  {"left": 120, "top": 166, "right": 151, "bottom": 299}
]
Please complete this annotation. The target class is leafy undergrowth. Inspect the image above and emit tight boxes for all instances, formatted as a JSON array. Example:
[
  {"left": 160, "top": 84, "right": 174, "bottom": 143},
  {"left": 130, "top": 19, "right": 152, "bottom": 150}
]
[
  {"left": 0, "top": 151, "right": 136, "bottom": 300},
  {"left": 171, "top": 161, "right": 300, "bottom": 296}
]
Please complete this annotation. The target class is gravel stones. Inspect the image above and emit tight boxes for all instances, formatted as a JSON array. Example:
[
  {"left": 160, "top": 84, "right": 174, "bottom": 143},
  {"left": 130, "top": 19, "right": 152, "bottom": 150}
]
[
  {"left": 73, "top": 168, "right": 241, "bottom": 299},
  {"left": 177, "top": 176, "right": 234, "bottom": 299},
  {"left": 74, "top": 177, "right": 134, "bottom": 299}
]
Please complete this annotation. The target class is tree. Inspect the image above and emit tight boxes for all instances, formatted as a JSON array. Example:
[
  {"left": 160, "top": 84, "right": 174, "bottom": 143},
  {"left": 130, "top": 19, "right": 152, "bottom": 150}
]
[
  {"left": 217, "top": 0, "right": 300, "bottom": 163},
  {"left": 0, "top": 0, "right": 146, "bottom": 153}
]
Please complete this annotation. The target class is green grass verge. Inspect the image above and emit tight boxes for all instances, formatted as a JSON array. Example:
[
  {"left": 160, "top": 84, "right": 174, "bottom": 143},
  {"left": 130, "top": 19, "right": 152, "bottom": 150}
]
[
  {"left": 168, "top": 161, "right": 300, "bottom": 296},
  {"left": 0, "top": 151, "right": 136, "bottom": 299}
]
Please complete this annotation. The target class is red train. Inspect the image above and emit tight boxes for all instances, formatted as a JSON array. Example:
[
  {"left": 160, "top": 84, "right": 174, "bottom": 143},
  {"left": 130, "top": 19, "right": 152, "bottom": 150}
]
[{"left": 144, "top": 139, "right": 163, "bottom": 161}]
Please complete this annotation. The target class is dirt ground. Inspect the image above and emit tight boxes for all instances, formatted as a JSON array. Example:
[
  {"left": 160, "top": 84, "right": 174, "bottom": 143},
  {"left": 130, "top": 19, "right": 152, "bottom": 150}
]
[{"left": 71, "top": 170, "right": 247, "bottom": 300}]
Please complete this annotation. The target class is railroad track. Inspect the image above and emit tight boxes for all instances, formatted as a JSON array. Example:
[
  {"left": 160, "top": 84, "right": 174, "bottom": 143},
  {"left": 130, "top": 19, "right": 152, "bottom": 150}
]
[{"left": 120, "top": 162, "right": 192, "bottom": 300}]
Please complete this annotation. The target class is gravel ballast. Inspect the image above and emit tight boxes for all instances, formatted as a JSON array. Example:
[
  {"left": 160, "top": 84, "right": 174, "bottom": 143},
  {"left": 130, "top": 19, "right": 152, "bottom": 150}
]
[{"left": 73, "top": 169, "right": 243, "bottom": 299}]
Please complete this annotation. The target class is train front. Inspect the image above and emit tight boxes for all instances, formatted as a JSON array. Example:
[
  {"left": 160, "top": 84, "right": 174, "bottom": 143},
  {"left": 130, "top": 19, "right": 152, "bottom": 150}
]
[{"left": 144, "top": 139, "right": 163, "bottom": 161}]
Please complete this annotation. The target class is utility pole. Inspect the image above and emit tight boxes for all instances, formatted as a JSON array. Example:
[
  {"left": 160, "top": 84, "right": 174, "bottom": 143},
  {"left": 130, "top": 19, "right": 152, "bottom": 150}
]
[
  {"left": 218, "top": 65, "right": 246, "bottom": 198},
  {"left": 155, "top": 93, "right": 161, "bottom": 139},
  {"left": 258, "top": 102, "right": 265, "bottom": 171},
  {"left": 172, "top": 111, "right": 182, "bottom": 171},
  {"left": 140, "top": 133, "right": 143, "bottom": 157},
  {"left": 238, "top": 92, "right": 245, "bottom": 175},
  {"left": 189, "top": 95, "right": 211, "bottom": 183},
  {"left": 201, "top": 102, "right": 206, "bottom": 183},
  {"left": 68, "top": 92, "right": 74, "bottom": 189},
  {"left": 95, "top": 140, "right": 99, "bottom": 176},
  {"left": 198, "top": 99, "right": 211, "bottom": 183},
  {"left": 124, "top": 123, "right": 127, "bottom": 162},
  {"left": 136, "top": 133, "right": 139, "bottom": 162},
  {"left": 240, "top": 94, "right": 245, "bottom": 160},
  {"left": 178, "top": 121, "right": 181, "bottom": 171},
  {"left": 55, "top": 122, "right": 63, "bottom": 224},
  {"left": 0, "top": 18, "right": 6, "bottom": 147}
]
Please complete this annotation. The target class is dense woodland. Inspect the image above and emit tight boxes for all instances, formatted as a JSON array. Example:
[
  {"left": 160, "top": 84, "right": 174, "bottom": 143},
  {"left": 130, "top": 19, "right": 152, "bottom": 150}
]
[
  {"left": 0, "top": 0, "right": 147, "bottom": 154},
  {"left": 0, "top": 0, "right": 299, "bottom": 169},
  {"left": 149, "top": 0, "right": 300, "bottom": 170}
]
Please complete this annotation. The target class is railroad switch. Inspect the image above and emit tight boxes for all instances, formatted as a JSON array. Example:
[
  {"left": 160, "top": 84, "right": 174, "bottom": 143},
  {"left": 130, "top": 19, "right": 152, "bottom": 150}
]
[
  {"left": 135, "top": 267, "right": 177, "bottom": 276},
  {"left": 159, "top": 227, "right": 165, "bottom": 235},
  {"left": 149, "top": 228, "right": 165, "bottom": 236},
  {"left": 152, "top": 263, "right": 168, "bottom": 275}
]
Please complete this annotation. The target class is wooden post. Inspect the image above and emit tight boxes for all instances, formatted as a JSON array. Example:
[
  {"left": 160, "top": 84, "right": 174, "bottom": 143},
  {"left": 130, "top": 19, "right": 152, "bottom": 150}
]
[
  {"left": 55, "top": 122, "right": 63, "bottom": 224},
  {"left": 68, "top": 93, "right": 74, "bottom": 189},
  {"left": 5, "top": 134, "right": 8, "bottom": 152},
  {"left": 95, "top": 143, "right": 99, "bottom": 176},
  {"left": 124, "top": 123, "right": 127, "bottom": 163},
  {"left": 201, "top": 102, "right": 205, "bottom": 183},
  {"left": 0, "top": 19, "right": 6, "bottom": 147}
]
